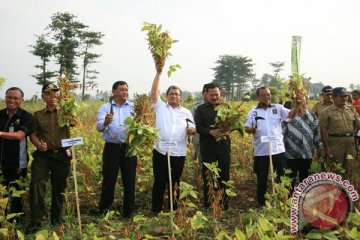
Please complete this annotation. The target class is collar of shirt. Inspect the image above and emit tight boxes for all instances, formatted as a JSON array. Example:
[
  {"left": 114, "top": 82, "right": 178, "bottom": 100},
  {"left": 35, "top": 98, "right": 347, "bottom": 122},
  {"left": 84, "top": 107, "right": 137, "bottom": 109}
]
[
  {"left": 101, "top": 100, "right": 133, "bottom": 143},
  {"left": 255, "top": 103, "right": 273, "bottom": 109},
  {"left": 111, "top": 99, "right": 131, "bottom": 108}
]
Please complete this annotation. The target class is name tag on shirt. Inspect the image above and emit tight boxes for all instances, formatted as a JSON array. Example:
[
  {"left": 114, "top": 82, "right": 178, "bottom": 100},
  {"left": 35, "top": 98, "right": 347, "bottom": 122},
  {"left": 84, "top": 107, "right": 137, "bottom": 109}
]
[
  {"left": 61, "top": 137, "right": 84, "bottom": 147},
  {"left": 261, "top": 136, "right": 277, "bottom": 143},
  {"left": 159, "top": 140, "right": 177, "bottom": 148}
]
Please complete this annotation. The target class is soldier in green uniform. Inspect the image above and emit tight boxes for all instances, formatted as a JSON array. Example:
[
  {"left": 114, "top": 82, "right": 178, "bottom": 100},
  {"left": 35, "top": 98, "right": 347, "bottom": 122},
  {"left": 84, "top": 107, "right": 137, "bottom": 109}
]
[
  {"left": 319, "top": 87, "right": 360, "bottom": 177},
  {"left": 25, "top": 83, "right": 75, "bottom": 234},
  {"left": 312, "top": 85, "right": 333, "bottom": 118}
]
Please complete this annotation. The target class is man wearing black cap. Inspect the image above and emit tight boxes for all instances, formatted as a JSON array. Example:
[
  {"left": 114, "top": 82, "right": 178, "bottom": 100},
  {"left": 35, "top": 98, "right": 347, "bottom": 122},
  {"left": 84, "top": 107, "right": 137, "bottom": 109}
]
[
  {"left": 26, "top": 83, "right": 74, "bottom": 233},
  {"left": 319, "top": 87, "right": 360, "bottom": 177},
  {"left": 312, "top": 85, "right": 333, "bottom": 118}
]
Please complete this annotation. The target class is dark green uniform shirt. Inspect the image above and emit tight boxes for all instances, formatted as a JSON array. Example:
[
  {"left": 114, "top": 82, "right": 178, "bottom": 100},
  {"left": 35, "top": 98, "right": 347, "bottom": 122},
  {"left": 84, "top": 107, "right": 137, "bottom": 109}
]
[
  {"left": 319, "top": 104, "right": 360, "bottom": 135},
  {"left": 32, "top": 108, "right": 70, "bottom": 150}
]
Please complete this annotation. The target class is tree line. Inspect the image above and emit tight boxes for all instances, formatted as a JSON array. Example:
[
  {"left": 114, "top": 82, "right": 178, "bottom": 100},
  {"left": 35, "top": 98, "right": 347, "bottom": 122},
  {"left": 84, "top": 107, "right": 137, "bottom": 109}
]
[
  {"left": 30, "top": 12, "right": 359, "bottom": 102},
  {"left": 30, "top": 12, "right": 104, "bottom": 100}
]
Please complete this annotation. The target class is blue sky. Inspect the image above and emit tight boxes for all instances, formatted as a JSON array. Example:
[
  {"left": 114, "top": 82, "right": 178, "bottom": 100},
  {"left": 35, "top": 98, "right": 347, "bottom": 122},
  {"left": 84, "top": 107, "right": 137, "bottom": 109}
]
[{"left": 1, "top": 0, "right": 359, "bottom": 99}]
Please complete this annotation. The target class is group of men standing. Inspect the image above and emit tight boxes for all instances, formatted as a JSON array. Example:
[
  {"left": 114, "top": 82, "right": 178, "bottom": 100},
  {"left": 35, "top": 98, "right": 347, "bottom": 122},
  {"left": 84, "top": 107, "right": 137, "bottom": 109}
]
[
  {"left": 1, "top": 78, "right": 359, "bottom": 234},
  {"left": 95, "top": 68, "right": 231, "bottom": 217},
  {"left": 0, "top": 84, "right": 76, "bottom": 233}
]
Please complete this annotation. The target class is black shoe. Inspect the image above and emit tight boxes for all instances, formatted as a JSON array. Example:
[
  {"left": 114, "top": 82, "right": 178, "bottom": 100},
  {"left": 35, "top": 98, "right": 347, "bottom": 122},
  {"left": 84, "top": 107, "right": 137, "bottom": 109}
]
[
  {"left": 123, "top": 212, "right": 133, "bottom": 220},
  {"left": 51, "top": 218, "right": 63, "bottom": 225},
  {"left": 150, "top": 211, "right": 159, "bottom": 217},
  {"left": 89, "top": 208, "right": 109, "bottom": 216},
  {"left": 25, "top": 223, "right": 40, "bottom": 234}
]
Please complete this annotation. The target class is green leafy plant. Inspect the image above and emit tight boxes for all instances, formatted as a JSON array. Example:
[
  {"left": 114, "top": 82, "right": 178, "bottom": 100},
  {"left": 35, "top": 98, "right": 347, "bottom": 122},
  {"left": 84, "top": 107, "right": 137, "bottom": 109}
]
[
  {"left": 212, "top": 102, "right": 245, "bottom": 141},
  {"left": 125, "top": 117, "right": 159, "bottom": 157},
  {"left": 142, "top": 22, "right": 180, "bottom": 75},
  {"left": 125, "top": 94, "right": 159, "bottom": 157}
]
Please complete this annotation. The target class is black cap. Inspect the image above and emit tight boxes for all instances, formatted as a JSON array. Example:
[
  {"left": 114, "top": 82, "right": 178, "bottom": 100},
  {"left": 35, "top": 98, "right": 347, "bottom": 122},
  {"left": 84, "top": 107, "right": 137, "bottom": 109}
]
[
  {"left": 202, "top": 83, "right": 212, "bottom": 93},
  {"left": 321, "top": 85, "right": 333, "bottom": 94},
  {"left": 332, "top": 87, "right": 348, "bottom": 96},
  {"left": 42, "top": 83, "right": 60, "bottom": 93}
]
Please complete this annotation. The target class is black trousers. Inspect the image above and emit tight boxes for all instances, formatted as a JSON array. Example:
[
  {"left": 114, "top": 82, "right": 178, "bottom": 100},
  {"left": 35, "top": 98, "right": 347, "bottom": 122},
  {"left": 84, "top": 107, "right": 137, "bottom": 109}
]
[
  {"left": 287, "top": 158, "right": 312, "bottom": 190},
  {"left": 201, "top": 151, "right": 231, "bottom": 210},
  {"left": 1, "top": 168, "right": 27, "bottom": 220},
  {"left": 253, "top": 153, "right": 286, "bottom": 205},
  {"left": 151, "top": 149, "right": 185, "bottom": 213},
  {"left": 99, "top": 142, "right": 137, "bottom": 216},
  {"left": 30, "top": 150, "right": 70, "bottom": 224}
]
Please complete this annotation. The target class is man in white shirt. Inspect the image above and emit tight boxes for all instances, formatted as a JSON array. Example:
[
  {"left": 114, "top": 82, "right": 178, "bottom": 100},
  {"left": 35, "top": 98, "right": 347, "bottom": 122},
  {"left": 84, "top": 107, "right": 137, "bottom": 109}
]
[
  {"left": 151, "top": 70, "right": 196, "bottom": 214},
  {"left": 245, "top": 87, "right": 295, "bottom": 206}
]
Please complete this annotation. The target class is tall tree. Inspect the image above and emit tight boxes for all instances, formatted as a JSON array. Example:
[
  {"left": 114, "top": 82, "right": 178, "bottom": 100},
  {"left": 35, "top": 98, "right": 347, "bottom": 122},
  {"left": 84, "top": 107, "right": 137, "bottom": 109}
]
[
  {"left": 308, "top": 82, "right": 324, "bottom": 97},
  {"left": 30, "top": 35, "right": 56, "bottom": 85},
  {"left": 268, "top": 61, "right": 285, "bottom": 88},
  {"left": 47, "top": 12, "right": 87, "bottom": 81},
  {"left": 212, "top": 55, "right": 255, "bottom": 100},
  {"left": 270, "top": 61, "right": 285, "bottom": 76},
  {"left": 258, "top": 73, "right": 273, "bottom": 87},
  {"left": 79, "top": 31, "right": 104, "bottom": 100}
]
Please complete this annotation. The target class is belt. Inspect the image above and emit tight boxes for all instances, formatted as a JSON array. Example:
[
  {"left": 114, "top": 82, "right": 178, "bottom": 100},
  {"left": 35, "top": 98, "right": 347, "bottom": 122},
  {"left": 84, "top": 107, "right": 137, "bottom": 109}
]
[
  {"left": 106, "top": 142, "right": 127, "bottom": 148},
  {"left": 328, "top": 133, "right": 353, "bottom": 137},
  {"left": 47, "top": 149, "right": 63, "bottom": 154}
]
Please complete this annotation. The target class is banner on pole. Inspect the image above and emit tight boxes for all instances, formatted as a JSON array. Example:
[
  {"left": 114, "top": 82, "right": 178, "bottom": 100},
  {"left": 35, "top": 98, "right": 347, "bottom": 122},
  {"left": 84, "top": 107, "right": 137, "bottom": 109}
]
[{"left": 291, "top": 36, "right": 302, "bottom": 75}]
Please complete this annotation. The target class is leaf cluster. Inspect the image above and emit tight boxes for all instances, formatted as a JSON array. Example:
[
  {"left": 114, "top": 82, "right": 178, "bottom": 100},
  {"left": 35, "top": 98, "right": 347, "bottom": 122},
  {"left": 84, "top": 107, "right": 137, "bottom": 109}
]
[
  {"left": 213, "top": 102, "right": 245, "bottom": 136},
  {"left": 282, "top": 73, "right": 309, "bottom": 115},
  {"left": 57, "top": 70, "right": 79, "bottom": 127},
  {"left": 125, "top": 117, "right": 159, "bottom": 157},
  {"left": 125, "top": 94, "right": 159, "bottom": 157},
  {"left": 141, "top": 22, "right": 179, "bottom": 74}
]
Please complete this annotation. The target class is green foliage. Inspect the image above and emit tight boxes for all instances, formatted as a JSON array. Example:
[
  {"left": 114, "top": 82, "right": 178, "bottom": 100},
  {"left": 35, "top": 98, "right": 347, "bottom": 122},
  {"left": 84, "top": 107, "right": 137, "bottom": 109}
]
[
  {"left": 1, "top": 99, "right": 359, "bottom": 239},
  {"left": 125, "top": 117, "right": 159, "bottom": 157},
  {"left": 142, "top": 22, "right": 180, "bottom": 73},
  {"left": 30, "top": 12, "right": 103, "bottom": 88},
  {"left": 0, "top": 76, "right": 5, "bottom": 90},
  {"left": 30, "top": 35, "right": 57, "bottom": 85},
  {"left": 212, "top": 102, "right": 245, "bottom": 140},
  {"left": 79, "top": 31, "right": 104, "bottom": 100},
  {"left": 167, "top": 64, "right": 181, "bottom": 77},
  {"left": 190, "top": 211, "right": 208, "bottom": 230}
]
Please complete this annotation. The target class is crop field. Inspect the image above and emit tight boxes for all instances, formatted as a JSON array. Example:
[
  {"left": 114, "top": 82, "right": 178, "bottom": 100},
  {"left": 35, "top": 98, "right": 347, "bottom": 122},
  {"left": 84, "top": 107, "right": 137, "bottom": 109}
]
[{"left": 0, "top": 99, "right": 359, "bottom": 240}]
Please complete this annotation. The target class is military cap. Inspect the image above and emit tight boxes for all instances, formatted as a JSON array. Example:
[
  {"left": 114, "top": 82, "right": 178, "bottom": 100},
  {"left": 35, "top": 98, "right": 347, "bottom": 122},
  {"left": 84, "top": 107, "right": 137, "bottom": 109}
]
[
  {"left": 42, "top": 83, "right": 60, "bottom": 93},
  {"left": 332, "top": 87, "right": 348, "bottom": 96}
]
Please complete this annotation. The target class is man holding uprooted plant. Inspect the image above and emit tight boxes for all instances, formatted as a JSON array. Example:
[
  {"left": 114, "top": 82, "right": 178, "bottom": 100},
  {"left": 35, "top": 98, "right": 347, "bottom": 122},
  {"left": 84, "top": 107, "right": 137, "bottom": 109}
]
[
  {"left": 194, "top": 83, "right": 231, "bottom": 211},
  {"left": 96, "top": 81, "right": 137, "bottom": 219},
  {"left": 244, "top": 87, "right": 296, "bottom": 207},
  {"left": 150, "top": 70, "right": 196, "bottom": 214}
]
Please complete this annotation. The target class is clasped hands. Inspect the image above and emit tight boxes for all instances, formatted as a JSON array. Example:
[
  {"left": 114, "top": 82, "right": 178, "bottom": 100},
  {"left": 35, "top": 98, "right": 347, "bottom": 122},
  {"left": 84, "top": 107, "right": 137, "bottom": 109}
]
[{"left": 210, "top": 128, "right": 231, "bottom": 139}]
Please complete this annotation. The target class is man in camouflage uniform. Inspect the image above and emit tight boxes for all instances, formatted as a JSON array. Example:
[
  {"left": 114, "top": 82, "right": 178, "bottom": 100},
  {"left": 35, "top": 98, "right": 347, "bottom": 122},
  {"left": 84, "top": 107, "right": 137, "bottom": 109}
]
[{"left": 319, "top": 87, "right": 360, "bottom": 177}]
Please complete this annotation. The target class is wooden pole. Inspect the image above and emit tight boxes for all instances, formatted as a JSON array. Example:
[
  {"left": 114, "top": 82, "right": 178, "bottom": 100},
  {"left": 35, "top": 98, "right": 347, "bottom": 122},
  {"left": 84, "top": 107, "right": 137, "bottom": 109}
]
[
  {"left": 71, "top": 147, "right": 82, "bottom": 237},
  {"left": 268, "top": 140, "right": 275, "bottom": 195}
]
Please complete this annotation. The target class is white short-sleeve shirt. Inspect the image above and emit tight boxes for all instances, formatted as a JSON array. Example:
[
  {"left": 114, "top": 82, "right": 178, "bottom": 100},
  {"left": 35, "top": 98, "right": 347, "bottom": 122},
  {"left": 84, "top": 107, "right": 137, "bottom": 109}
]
[
  {"left": 154, "top": 98, "right": 195, "bottom": 156},
  {"left": 245, "top": 104, "right": 290, "bottom": 156}
]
